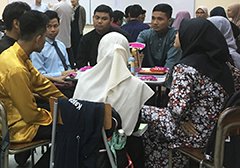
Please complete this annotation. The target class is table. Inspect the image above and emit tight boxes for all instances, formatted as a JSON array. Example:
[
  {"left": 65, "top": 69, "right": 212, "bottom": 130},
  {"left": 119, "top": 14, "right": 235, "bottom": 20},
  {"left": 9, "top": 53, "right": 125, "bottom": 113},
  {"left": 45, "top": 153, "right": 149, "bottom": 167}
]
[
  {"left": 136, "top": 73, "right": 168, "bottom": 107},
  {"left": 66, "top": 70, "right": 169, "bottom": 107}
]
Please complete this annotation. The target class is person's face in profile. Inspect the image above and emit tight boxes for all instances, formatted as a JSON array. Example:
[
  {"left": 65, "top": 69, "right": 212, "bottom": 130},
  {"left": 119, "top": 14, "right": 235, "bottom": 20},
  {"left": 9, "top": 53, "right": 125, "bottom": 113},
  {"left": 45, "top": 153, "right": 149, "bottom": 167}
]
[
  {"left": 46, "top": 18, "right": 59, "bottom": 40},
  {"left": 151, "top": 11, "right": 169, "bottom": 32},
  {"left": 227, "top": 7, "right": 234, "bottom": 18},
  {"left": 93, "top": 12, "right": 112, "bottom": 35},
  {"left": 174, "top": 32, "right": 180, "bottom": 48}
]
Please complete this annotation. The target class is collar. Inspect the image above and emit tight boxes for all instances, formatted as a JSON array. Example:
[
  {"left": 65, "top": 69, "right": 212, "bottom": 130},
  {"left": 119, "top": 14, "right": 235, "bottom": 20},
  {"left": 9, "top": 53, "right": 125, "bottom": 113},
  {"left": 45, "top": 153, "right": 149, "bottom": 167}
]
[
  {"left": 12, "top": 42, "right": 29, "bottom": 62},
  {"left": 154, "top": 27, "right": 170, "bottom": 37},
  {"left": 73, "top": 4, "right": 80, "bottom": 10},
  {"left": 45, "top": 37, "right": 55, "bottom": 45}
]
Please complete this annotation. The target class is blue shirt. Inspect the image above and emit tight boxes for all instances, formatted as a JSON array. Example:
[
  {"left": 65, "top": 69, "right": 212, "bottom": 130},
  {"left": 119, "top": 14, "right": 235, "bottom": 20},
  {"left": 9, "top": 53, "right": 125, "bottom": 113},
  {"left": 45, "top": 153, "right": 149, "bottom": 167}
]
[{"left": 30, "top": 38, "right": 71, "bottom": 77}]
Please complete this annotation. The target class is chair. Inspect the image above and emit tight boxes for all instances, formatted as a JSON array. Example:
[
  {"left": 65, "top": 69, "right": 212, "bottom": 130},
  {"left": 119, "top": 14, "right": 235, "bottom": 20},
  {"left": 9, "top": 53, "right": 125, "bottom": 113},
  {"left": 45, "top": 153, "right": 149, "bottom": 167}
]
[
  {"left": 0, "top": 101, "right": 50, "bottom": 168},
  {"left": 49, "top": 97, "right": 118, "bottom": 168},
  {"left": 168, "top": 106, "right": 240, "bottom": 168}
]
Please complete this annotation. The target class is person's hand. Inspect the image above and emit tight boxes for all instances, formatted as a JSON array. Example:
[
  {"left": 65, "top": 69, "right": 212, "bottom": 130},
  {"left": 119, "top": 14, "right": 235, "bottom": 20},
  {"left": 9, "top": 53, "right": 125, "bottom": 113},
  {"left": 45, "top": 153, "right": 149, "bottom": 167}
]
[
  {"left": 51, "top": 75, "right": 68, "bottom": 84},
  {"left": 61, "top": 70, "right": 76, "bottom": 76},
  {"left": 181, "top": 120, "right": 198, "bottom": 136}
]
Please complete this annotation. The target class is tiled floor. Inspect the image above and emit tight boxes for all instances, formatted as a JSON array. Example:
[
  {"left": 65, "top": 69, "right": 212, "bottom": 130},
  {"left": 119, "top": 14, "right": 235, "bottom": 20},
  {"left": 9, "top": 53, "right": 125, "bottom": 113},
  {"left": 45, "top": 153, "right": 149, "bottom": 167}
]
[{"left": 8, "top": 147, "right": 44, "bottom": 168}]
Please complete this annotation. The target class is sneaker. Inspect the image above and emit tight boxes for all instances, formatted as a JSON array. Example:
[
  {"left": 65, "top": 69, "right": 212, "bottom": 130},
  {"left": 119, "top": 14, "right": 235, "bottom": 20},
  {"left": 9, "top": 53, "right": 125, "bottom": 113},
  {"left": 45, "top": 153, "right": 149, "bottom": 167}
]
[{"left": 14, "top": 150, "right": 31, "bottom": 166}]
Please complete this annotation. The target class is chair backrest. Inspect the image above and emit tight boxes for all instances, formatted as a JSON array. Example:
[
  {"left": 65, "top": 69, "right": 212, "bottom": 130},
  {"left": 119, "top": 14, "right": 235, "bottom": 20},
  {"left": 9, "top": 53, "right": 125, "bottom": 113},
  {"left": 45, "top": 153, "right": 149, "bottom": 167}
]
[
  {"left": 0, "top": 101, "right": 9, "bottom": 168},
  {"left": 49, "top": 97, "right": 116, "bottom": 168},
  {"left": 214, "top": 106, "right": 240, "bottom": 167}
]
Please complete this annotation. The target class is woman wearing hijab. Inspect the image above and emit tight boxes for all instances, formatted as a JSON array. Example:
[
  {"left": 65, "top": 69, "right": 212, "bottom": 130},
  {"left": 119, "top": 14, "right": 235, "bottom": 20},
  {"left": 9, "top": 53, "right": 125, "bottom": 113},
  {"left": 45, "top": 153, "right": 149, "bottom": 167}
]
[
  {"left": 208, "top": 16, "right": 240, "bottom": 69},
  {"left": 210, "top": 6, "right": 240, "bottom": 39},
  {"left": 172, "top": 11, "right": 191, "bottom": 30},
  {"left": 73, "top": 32, "right": 154, "bottom": 136},
  {"left": 227, "top": 3, "right": 240, "bottom": 28},
  {"left": 195, "top": 6, "right": 208, "bottom": 18},
  {"left": 141, "top": 18, "right": 234, "bottom": 167}
]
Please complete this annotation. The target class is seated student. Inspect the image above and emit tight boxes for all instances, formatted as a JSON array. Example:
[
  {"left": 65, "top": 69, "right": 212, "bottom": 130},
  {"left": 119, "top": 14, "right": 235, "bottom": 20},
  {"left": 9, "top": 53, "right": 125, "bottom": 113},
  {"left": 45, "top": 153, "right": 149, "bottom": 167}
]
[
  {"left": 121, "top": 4, "right": 150, "bottom": 42},
  {"left": 73, "top": 32, "right": 154, "bottom": 167},
  {"left": 74, "top": 32, "right": 154, "bottom": 135},
  {"left": 137, "top": 4, "right": 181, "bottom": 71},
  {"left": 137, "top": 3, "right": 181, "bottom": 104},
  {"left": 208, "top": 16, "right": 240, "bottom": 69},
  {"left": 31, "top": 10, "right": 75, "bottom": 98},
  {"left": 0, "top": 10, "right": 65, "bottom": 166},
  {"left": 75, "top": 4, "right": 130, "bottom": 68},
  {"left": 141, "top": 18, "right": 235, "bottom": 167},
  {"left": 0, "top": 1, "right": 31, "bottom": 54}
]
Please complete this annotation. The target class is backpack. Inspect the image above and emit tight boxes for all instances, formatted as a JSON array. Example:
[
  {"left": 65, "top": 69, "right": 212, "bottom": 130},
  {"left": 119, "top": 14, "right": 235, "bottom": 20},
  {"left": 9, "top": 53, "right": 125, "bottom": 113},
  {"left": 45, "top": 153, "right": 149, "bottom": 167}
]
[{"left": 205, "top": 91, "right": 240, "bottom": 168}]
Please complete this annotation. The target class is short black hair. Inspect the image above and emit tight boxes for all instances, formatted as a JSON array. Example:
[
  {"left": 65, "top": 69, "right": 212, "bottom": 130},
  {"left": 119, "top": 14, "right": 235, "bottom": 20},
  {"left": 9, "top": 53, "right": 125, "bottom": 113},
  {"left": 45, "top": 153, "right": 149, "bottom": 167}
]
[
  {"left": 94, "top": 4, "right": 113, "bottom": 18},
  {"left": 2, "top": 1, "right": 31, "bottom": 30},
  {"left": 152, "top": 4, "right": 173, "bottom": 19},
  {"left": 44, "top": 10, "right": 60, "bottom": 23},
  {"left": 141, "top": 9, "right": 146, "bottom": 15},
  {"left": 124, "top": 5, "right": 132, "bottom": 18},
  {"left": 113, "top": 10, "right": 124, "bottom": 22},
  {"left": 19, "top": 10, "right": 49, "bottom": 41},
  {"left": 129, "top": 4, "right": 143, "bottom": 18}
]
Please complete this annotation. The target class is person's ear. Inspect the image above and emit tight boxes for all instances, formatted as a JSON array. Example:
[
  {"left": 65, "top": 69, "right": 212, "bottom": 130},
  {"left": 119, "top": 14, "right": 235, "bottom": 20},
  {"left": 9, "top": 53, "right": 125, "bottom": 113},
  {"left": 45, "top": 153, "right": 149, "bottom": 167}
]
[
  {"left": 34, "top": 33, "right": 45, "bottom": 51},
  {"left": 12, "top": 19, "right": 20, "bottom": 30},
  {"left": 33, "top": 34, "right": 42, "bottom": 48},
  {"left": 35, "top": 34, "right": 42, "bottom": 43}
]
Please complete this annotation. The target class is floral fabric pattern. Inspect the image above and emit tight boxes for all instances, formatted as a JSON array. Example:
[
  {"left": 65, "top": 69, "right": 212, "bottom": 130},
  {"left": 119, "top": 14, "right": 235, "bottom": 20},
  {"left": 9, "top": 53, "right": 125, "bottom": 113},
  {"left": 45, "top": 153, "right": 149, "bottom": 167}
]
[{"left": 141, "top": 64, "right": 228, "bottom": 168}]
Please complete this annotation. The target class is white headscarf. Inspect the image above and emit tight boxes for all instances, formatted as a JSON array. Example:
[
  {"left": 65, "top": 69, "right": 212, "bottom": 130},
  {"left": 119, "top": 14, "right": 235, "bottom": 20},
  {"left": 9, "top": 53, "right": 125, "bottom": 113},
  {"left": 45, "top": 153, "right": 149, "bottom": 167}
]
[
  {"left": 196, "top": 6, "right": 209, "bottom": 18},
  {"left": 208, "top": 16, "right": 240, "bottom": 69},
  {"left": 73, "top": 32, "right": 154, "bottom": 135}
]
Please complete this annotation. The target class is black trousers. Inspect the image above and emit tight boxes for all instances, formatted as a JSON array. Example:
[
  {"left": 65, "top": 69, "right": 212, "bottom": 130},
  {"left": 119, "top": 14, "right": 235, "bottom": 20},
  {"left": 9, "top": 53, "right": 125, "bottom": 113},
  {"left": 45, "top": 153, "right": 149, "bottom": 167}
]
[{"left": 33, "top": 125, "right": 52, "bottom": 168}]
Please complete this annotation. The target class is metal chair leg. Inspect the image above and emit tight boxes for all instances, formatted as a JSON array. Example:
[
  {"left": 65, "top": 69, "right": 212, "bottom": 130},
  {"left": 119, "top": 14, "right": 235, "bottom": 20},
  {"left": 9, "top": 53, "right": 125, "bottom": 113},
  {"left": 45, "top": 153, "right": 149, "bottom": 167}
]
[{"left": 31, "top": 149, "right": 35, "bottom": 168}]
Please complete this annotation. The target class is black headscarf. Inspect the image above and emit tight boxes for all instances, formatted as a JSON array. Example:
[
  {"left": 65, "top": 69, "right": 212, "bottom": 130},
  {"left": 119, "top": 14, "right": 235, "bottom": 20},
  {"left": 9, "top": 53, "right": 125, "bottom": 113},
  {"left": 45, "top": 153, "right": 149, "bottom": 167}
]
[
  {"left": 178, "top": 18, "right": 234, "bottom": 95},
  {"left": 210, "top": 6, "right": 227, "bottom": 18}
]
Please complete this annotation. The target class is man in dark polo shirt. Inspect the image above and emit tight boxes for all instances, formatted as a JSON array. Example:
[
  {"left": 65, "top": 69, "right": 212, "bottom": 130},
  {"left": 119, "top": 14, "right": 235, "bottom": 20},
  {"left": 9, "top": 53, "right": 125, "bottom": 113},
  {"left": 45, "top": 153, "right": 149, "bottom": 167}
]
[
  {"left": 75, "top": 4, "right": 130, "bottom": 68},
  {"left": 0, "top": 2, "right": 31, "bottom": 54}
]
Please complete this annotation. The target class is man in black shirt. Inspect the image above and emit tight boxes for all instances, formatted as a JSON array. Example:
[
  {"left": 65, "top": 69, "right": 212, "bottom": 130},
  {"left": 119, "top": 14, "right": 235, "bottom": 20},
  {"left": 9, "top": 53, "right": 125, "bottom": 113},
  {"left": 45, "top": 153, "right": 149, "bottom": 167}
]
[
  {"left": 0, "top": 2, "right": 31, "bottom": 54},
  {"left": 75, "top": 4, "right": 130, "bottom": 68}
]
